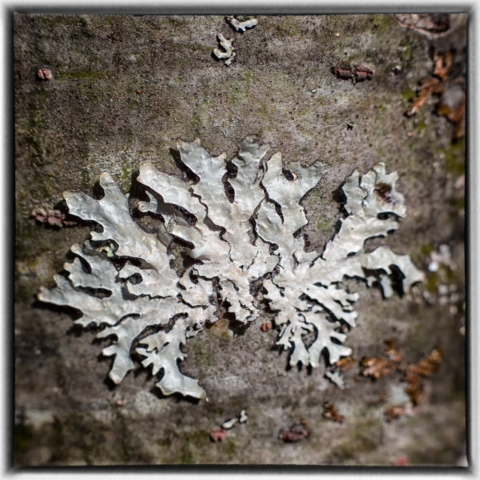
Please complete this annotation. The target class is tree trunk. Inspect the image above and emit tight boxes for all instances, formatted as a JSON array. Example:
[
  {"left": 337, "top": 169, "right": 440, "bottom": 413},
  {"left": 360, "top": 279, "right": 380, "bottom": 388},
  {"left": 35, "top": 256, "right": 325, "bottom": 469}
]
[{"left": 14, "top": 13, "right": 466, "bottom": 467}]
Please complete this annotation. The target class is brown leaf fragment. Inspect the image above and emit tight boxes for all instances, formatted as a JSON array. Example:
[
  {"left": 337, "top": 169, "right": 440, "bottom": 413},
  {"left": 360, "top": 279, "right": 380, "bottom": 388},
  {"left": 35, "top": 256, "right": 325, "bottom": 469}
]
[
  {"left": 47, "top": 215, "right": 64, "bottom": 228},
  {"left": 360, "top": 356, "right": 397, "bottom": 379},
  {"left": 322, "top": 402, "right": 344, "bottom": 423},
  {"left": 37, "top": 68, "right": 52, "bottom": 80},
  {"left": 405, "top": 88, "right": 431, "bottom": 117},
  {"left": 384, "top": 339, "right": 402, "bottom": 362},
  {"left": 31, "top": 208, "right": 48, "bottom": 223},
  {"left": 433, "top": 51, "right": 453, "bottom": 81},
  {"left": 407, "top": 348, "right": 443, "bottom": 377},
  {"left": 260, "top": 321, "right": 272, "bottom": 332},
  {"left": 353, "top": 65, "right": 375, "bottom": 82},
  {"left": 335, "top": 356, "right": 357, "bottom": 371},
  {"left": 395, "top": 455, "right": 410, "bottom": 466},
  {"left": 332, "top": 65, "right": 374, "bottom": 83},
  {"left": 453, "top": 120, "right": 465, "bottom": 140},
  {"left": 332, "top": 65, "right": 353, "bottom": 80},
  {"left": 31, "top": 207, "right": 76, "bottom": 228},
  {"left": 279, "top": 419, "right": 311, "bottom": 442},
  {"left": 420, "top": 77, "right": 444, "bottom": 94},
  {"left": 406, "top": 77, "right": 444, "bottom": 117},
  {"left": 404, "top": 47, "right": 464, "bottom": 132},
  {"left": 404, "top": 382, "right": 426, "bottom": 406},
  {"left": 210, "top": 426, "right": 228, "bottom": 442},
  {"left": 279, "top": 430, "right": 306, "bottom": 442},
  {"left": 384, "top": 405, "right": 405, "bottom": 422},
  {"left": 403, "top": 348, "right": 442, "bottom": 406},
  {"left": 393, "top": 14, "right": 451, "bottom": 36},
  {"left": 374, "top": 182, "right": 393, "bottom": 204}
]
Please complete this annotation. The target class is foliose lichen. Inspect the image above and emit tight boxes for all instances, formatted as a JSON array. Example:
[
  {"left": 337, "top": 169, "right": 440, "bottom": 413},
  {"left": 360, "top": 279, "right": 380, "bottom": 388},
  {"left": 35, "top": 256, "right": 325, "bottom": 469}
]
[{"left": 39, "top": 136, "right": 423, "bottom": 399}]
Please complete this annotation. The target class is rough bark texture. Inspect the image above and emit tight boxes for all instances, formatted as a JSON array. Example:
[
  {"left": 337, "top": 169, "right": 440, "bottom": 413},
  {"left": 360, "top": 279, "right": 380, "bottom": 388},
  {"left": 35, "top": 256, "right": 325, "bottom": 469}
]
[{"left": 14, "top": 13, "right": 466, "bottom": 467}]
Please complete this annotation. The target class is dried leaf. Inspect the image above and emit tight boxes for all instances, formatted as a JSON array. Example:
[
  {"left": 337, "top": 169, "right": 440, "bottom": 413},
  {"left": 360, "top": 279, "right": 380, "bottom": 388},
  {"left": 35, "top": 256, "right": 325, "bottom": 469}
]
[
  {"left": 395, "top": 455, "right": 410, "bottom": 466},
  {"left": 422, "top": 76, "right": 445, "bottom": 94},
  {"left": 31, "top": 207, "right": 76, "bottom": 228},
  {"left": 210, "top": 426, "right": 228, "bottom": 442},
  {"left": 360, "top": 357, "right": 398, "bottom": 380},
  {"left": 384, "top": 339, "right": 402, "bottom": 362},
  {"left": 403, "top": 348, "right": 443, "bottom": 406},
  {"left": 433, "top": 52, "right": 453, "bottom": 81},
  {"left": 384, "top": 405, "right": 405, "bottom": 422},
  {"left": 404, "top": 382, "right": 426, "bottom": 406},
  {"left": 260, "top": 321, "right": 272, "bottom": 332},
  {"left": 335, "top": 356, "right": 358, "bottom": 371},
  {"left": 353, "top": 65, "right": 375, "bottom": 82},
  {"left": 405, "top": 77, "right": 443, "bottom": 117},
  {"left": 322, "top": 402, "right": 344, "bottom": 423},
  {"left": 404, "top": 48, "right": 464, "bottom": 135},
  {"left": 279, "top": 419, "right": 311, "bottom": 442},
  {"left": 406, "top": 348, "right": 443, "bottom": 378}
]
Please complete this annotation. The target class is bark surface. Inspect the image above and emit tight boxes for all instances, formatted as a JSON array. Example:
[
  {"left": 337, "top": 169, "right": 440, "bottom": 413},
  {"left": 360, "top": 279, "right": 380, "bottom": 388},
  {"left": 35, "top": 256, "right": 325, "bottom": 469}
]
[{"left": 14, "top": 13, "right": 466, "bottom": 467}]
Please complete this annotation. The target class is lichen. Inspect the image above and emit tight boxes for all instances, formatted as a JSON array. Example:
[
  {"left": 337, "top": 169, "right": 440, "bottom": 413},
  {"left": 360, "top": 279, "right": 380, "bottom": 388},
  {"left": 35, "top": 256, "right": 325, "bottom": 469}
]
[
  {"left": 39, "top": 136, "right": 423, "bottom": 399},
  {"left": 213, "top": 34, "right": 235, "bottom": 66},
  {"left": 227, "top": 16, "right": 258, "bottom": 32}
]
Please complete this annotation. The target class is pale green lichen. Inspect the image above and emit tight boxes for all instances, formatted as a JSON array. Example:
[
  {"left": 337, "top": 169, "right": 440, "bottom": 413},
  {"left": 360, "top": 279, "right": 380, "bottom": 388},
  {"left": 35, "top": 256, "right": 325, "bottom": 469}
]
[{"left": 39, "top": 136, "right": 423, "bottom": 399}]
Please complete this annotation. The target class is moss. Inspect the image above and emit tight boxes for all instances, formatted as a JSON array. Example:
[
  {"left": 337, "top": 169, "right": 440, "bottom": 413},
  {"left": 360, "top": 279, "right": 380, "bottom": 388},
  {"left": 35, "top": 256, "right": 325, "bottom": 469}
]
[
  {"left": 316, "top": 215, "right": 333, "bottom": 233},
  {"left": 330, "top": 416, "right": 384, "bottom": 462},
  {"left": 451, "top": 196, "right": 465, "bottom": 212},
  {"left": 275, "top": 16, "right": 301, "bottom": 37},
  {"left": 36, "top": 14, "right": 85, "bottom": 28},
  {"left": 223, "top": 437, "right": 237, "bottom": 456},
  {"left": 443, "top": 137, "right": 465, "bottom": 175},
  {"left": 421, "top": 243, "right": 434, "bottom": 256},
  {"left": 113, "top": 164, "right": 134, "bottom": 185},
  {"left": 16, "top": 223, "right": 54, "bottom": 262},
  {"left": 56, "top": 69, "right": 109, "bottom": 80},
  {"left": 403, "top": 411, "right": 465, "bottom": 466},
  {"left": 409, "top": 243, "right": 432, "bottom": 269},
  {"left": 416, "top": 116, "right": 427, "bottom": 132},
  {"left": 369, "top": 14, "right": 396, "bottom": 33},
  {"left": 192, "top": 346, "right": 212, "bottom": 366},
  {"left": 314, "top": 95, "right": 327, "bottom": 106},
  {"left": 157, "top": 429, "right": 207, "bottom": 464},
  {"left": 401, "top": 88, "right": 416, "bottom": 103},
  {"left": 14, "top": 423, "right": 35, "bottom": 464},
  {"left": 228, "top": 84, "right": 248, "bottom": 107},
  {"left": 424, "top": 263, "right": 458, "bottom": 293},
  {"left": 401, "top": 43, "right": 413, "bottom": 60},
  {"left": 30, "top": 89, "right": 51, "bottom": 98}
]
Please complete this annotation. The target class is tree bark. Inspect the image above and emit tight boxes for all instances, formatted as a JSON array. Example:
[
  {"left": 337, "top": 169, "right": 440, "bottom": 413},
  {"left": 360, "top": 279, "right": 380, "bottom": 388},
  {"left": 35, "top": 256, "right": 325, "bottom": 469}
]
[{"left": 14, "top": 13, "right": 466, "bottom": 466}]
